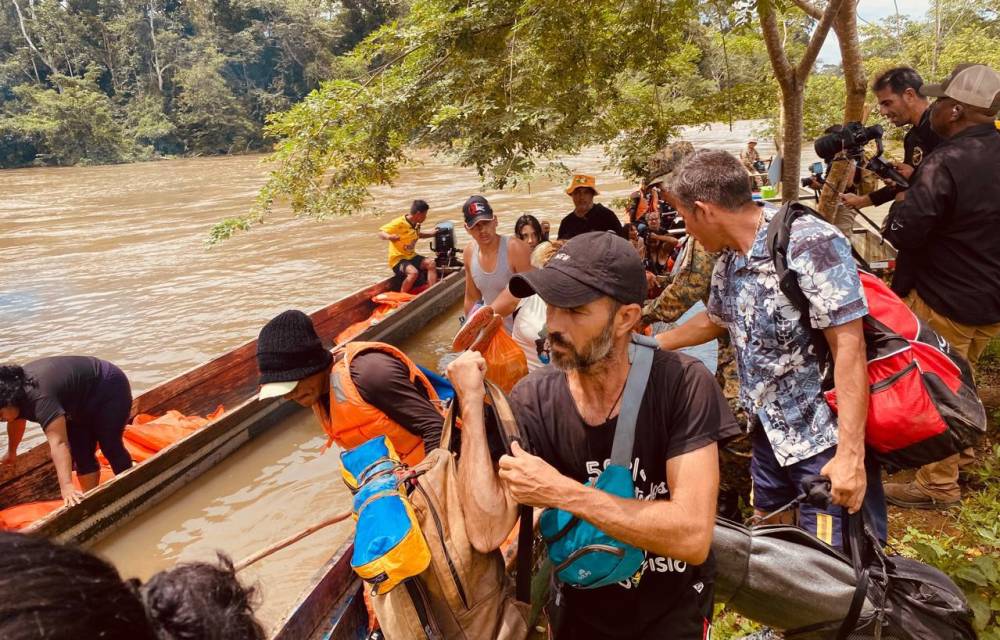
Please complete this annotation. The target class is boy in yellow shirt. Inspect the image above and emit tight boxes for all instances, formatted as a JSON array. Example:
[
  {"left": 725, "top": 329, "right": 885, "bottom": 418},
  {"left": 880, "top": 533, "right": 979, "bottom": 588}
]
[{"left": 378, "top": 199, "right": 439, "bottom": 292}]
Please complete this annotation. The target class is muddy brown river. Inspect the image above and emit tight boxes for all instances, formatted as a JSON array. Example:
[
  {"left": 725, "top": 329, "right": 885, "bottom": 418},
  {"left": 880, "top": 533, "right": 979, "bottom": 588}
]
[{"left": 2, "top": 121, "right": 774, "bottom": 632}]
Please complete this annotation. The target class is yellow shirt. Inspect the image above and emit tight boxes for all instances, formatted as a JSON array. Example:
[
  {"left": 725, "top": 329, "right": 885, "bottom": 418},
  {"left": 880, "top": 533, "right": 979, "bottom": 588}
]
[{"left": 380, "top": 215, "right": 420, "bottom": 268}]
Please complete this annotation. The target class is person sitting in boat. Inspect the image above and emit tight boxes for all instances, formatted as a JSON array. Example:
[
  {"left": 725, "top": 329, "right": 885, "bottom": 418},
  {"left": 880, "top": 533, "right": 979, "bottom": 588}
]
[
  {"left": 378, "top": 199, "right": 439, "bottom": 293},
  {"left": 462, "top": 195, "right": 532, "bottom": 333},
  {"left": 448, "top": 232, "right": 740, "bottom": 639},
  {"left": 1, "top": 357, "right": 133, "bottom": 507},
  {"left": 739, "top": 137, "right": 765, "bottom": 189},
  {"left": 0, "top": 530, "right": 265, "bottom": 640},
  {"left": 255, "top": 310, "right": 443, "bottom": 465},
  {"left": 557, "top": 174, "right": 624, "bottom": 240}
]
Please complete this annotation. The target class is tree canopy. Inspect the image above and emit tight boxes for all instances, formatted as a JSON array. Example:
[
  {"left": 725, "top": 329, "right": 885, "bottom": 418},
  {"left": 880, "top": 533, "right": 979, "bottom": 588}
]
[{"left": 0, "top": 0, "right": 401, "bottom": 167}]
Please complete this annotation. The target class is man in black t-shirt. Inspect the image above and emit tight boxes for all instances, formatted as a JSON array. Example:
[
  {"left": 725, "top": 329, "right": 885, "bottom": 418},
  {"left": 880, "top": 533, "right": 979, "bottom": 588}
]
[
  {"left": 447, "top": 232, "right": 739, "bottom": 640},
  {"left": 557, "top": 174, "right": 625, "bottom": 240}
]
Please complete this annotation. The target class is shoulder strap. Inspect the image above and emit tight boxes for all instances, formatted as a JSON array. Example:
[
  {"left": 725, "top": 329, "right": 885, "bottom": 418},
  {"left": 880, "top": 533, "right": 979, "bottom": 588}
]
[
  {"left": 766, "top": 203, "right": 832, "bottom": 366},
  {"left": 610, "top": 334, "right": 658, "bottom": 468},
  {"left": 836, "top": 510, "right": 872, "bottom": 640},
  {"left": 484, "top": 381, "right": 534, "bottom": 604}
]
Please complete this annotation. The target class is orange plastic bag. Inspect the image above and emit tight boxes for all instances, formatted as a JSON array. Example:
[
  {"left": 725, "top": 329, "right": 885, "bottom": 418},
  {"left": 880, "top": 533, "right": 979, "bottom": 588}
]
[
  {"left": 334, "top": 292, "right": 416, "bottom": 344},
  {"left": 0, "top": 501, "right": 63, "bottom": 530},
  {"left": 452, "top": 307, "right": 528, "bottom": 393},
  {"left": 98, "top": 405, "right": 224, "bottom": 465}
]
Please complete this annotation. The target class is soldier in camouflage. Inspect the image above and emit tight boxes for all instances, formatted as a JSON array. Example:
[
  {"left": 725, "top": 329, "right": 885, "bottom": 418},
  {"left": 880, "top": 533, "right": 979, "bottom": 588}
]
[{"left": 642, "top": 142, "right": 751, "bottom": 519}]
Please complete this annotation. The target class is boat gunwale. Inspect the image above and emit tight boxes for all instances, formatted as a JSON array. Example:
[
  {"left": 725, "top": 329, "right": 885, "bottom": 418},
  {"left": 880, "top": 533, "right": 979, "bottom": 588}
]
[{"left": 5, "top": 272, "right": 463, "bottom": 543}]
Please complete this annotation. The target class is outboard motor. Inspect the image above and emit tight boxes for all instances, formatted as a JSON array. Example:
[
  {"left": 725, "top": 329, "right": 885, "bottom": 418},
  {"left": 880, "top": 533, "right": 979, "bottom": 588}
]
[{"left": 431, "top": 221, "right": 460, "bottom": 269}]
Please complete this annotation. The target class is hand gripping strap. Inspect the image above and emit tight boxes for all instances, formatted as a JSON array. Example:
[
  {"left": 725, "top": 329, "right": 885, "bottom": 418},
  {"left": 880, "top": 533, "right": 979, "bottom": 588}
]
[{"left": 610, "top": 334, "right": 657, "bottom": 468}]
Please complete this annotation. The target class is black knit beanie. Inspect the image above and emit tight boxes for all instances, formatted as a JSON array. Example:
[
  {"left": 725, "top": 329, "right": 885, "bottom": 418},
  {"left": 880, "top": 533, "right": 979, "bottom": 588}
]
[{"left": 256, "top": 310, "right": 333, "bottom": 385}]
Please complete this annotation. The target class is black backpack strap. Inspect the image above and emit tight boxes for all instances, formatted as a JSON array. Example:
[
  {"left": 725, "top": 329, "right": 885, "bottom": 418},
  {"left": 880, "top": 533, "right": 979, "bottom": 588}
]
[
  {"left": 515, "top": 505, "right": 533, "bottom": 603},
  {"left": 835, "top": 510, "right": 871, "bottom": 640},
  {"left": 766, "top": 202, "right": 831, "bottom": 368},
  {"left": 403, "top": 578, "right": 443, "bottom": 639}
]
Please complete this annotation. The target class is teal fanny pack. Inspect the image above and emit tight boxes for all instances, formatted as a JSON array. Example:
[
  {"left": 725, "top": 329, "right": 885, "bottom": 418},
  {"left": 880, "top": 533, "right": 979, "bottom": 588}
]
[{"left": 539, "top": 334, "right": 657, "bottom": 589}]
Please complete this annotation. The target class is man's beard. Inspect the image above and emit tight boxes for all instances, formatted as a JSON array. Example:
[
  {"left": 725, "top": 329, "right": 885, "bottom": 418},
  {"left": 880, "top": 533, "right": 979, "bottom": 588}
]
[{"left": 549, "top": 321, "right": 616, "bottom": 372}]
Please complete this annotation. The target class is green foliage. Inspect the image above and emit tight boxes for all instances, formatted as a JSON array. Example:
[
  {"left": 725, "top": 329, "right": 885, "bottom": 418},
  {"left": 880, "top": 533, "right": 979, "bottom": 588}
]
[
  {"left": 0, "top": 0, "right": 400, "bottom": 167},
  {"left": 234, "top": 0, "right": 784, "bottom": 240},
  {"left": 892, "top": 445, "right": 1000, "bottom": 637},
  {"left": 1, "top": 70, "right": 126, "bottom": 165}
]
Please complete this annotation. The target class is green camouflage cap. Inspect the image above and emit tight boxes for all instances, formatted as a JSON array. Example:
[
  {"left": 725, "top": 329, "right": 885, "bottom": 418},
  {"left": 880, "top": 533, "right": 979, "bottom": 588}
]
[{"left": 645, "top": 141, "right": 695, "bottom": 186}]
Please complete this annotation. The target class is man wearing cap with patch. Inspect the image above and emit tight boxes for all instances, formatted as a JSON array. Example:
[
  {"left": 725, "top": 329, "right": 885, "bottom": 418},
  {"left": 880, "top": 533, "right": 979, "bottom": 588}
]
[
  {"left": 462, "top": 195, "right": 533, "bottom": 331},
  {"left": 557, "top": 174, "right": 624, "bottom": 240},
  {"left": 447, "top": 231, "right": 739, "bottom": 639},
  {"left": 882, "top": 63, "right": 1000, "bottom": 509},
  {"left": 256, "top": 310, "right": 443, "bottom": 466}
]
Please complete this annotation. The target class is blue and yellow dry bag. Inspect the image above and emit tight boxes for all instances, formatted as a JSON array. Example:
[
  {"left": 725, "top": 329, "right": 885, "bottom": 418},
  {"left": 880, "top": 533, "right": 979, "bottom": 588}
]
[
  {"left": 341, "top": 435, "right": 431, "bottom": 595},
  {"left": 539, "top": 335, "right": 656, "bottom": 589}
]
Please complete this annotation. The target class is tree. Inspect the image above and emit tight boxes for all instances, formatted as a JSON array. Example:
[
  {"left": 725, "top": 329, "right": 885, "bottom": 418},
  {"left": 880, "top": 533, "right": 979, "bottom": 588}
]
[
  {"left": 215, "top": 0, "right": 789, "bottom": 241},
  {"left": 1, "top": 69, "right": 126, "bottom": 165},
  {"left": 757, "top": 0, "right": 845, "bottom": 200}
]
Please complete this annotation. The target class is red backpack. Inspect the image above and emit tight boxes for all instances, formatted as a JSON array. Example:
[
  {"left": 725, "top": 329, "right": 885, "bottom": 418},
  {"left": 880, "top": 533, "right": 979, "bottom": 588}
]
[{"left": 767, "top": 203, "right": 987, "bottom": 471}]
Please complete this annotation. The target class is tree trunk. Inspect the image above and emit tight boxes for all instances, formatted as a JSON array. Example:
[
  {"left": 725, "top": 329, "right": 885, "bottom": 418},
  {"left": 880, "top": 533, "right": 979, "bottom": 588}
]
[
  {"left": 780, "top": 87, "right": 805, "bottom": 201},
  {"left": 10, "top": 0, "right": 56, "bottom": 79},
  {"left": 760, "top": 0, "right": 845, "bottom": 203},
  {"left": 819, "top": 0, "right": 865, "bottom": 219},
  {"left": 148, "top": 1, "right": 164, "bottom": 93}
]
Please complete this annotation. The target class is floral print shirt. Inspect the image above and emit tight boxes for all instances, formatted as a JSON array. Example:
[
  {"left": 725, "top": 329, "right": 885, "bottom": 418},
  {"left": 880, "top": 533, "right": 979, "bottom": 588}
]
[{"left": 706, "top": 205, "right": 868, "bottom": 466}]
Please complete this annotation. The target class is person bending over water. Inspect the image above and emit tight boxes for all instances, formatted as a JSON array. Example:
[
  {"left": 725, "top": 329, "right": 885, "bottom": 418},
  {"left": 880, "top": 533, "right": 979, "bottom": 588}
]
[
  {"left": 1, "top": 357, "right": 133, "bottom": 506},
  {"left": 0, "top": 531, "right": 264, "bottom": 640}
]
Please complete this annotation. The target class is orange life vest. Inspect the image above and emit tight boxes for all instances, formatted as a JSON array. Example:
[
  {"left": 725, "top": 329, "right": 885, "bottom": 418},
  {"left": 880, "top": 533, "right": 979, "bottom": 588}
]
[{"left": 324, "top": 342, "right": 441, "bottom": 466}]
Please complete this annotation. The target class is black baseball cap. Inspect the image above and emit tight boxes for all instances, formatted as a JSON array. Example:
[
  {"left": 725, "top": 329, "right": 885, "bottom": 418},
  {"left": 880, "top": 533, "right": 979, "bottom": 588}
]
[
  {"left": 509, "top": 231, "right": 647, "bottom": 307},
  {"left": 463, "top": 195, "right": 494, "bottom": 227}
]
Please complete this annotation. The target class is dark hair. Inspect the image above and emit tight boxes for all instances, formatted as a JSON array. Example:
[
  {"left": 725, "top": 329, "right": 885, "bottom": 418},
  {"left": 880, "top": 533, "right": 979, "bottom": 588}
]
[
  {"left": 669, "top": 149, "right": 753, "bottom": 212},
  {"left": 0, "top": 532, "right": 264, "bottom": 640},
  {"left": 872, "top": 67, "right": 924, "bottom": 97},
  {"left": 514, "top": 214, "right": 543, "bottom": 243},
  {"left": 410, "top": 199, "right": 430, "bottom": 215},
  {"left": 0, "top": 364, "right": 36, "bottom": 408},
  {"left": 143, "top": 555, "right": 265, "bottom": 640}
]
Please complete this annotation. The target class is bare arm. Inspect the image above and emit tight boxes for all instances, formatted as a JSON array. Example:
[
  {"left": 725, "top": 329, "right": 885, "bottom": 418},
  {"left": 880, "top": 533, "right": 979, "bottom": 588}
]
[
  {"left": 447, "top": 351, "right": 518, "bottom": 552},
  {"left": 463, "top": 243, "right": 482, "bottom": 316},
  {"left": 3, "top": 419, "right": 26, "bottom": 463},
  {"left": 655, "top": 310, "right": 726, "bottom": 350},
  {"left": 43, "top": 416, "right": 85, "bottom": 506},
  {"left": 377, "top": 230, "right": 400, "bottom": 241},
  {"left": 820, "top": 318, "right": 869, "bottom": 512},
  {"left": 500, "top": 442, "right": 719, "bottom": 563}
]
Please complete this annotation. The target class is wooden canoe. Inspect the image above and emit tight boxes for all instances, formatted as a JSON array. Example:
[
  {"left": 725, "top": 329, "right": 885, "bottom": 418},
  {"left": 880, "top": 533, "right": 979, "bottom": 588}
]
[{"left": 0, "top": 271, "right": 464, "bottom": 547}]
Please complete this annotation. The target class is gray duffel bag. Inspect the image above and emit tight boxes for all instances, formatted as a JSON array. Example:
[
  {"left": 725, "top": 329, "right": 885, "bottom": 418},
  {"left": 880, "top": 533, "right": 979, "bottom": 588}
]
[
  {"left": 713, "top": 516, "right": 875, "bottom": 635},
  {"left": 712, "top": 476, "right": 976, "bottom": 640}
]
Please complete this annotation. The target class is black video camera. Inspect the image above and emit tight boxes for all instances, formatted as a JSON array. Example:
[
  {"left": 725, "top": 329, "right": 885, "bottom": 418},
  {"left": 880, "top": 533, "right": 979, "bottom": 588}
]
[
  {"left": 813, "top": 122, "right": 909, "bottom": 189},
  {"left": 801, "top": 161, "right": 825, "bottom": 190}
]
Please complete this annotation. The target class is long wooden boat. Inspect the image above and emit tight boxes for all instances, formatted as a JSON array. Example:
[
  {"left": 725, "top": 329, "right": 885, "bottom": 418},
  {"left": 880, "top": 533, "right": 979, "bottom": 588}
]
[{"left": 0, "top": 271, "right": 464, "bottom": 547}]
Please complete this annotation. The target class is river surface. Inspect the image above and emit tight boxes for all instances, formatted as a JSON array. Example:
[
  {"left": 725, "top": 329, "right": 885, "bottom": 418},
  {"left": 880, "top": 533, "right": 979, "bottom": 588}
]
[{"left": 3, "top": 120, "right": 770, "bottom": 632}]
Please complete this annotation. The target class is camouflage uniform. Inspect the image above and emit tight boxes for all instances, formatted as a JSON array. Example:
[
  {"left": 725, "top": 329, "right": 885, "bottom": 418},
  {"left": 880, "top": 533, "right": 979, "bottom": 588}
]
[{"left": 642, "top": 237, "right": 751, "bottom": 518}]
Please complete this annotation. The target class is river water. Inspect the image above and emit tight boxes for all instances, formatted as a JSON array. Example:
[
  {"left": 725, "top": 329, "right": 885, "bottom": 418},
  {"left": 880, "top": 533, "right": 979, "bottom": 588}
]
[{"left": 3, "top": 120, "right": 772, "bottom": 631}]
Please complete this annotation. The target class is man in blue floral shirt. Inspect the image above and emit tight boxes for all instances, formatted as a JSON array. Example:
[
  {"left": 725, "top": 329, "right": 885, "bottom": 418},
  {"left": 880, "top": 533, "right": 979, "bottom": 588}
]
[{"left": 656, "top": 149, "right": 886, "bottom": 548}]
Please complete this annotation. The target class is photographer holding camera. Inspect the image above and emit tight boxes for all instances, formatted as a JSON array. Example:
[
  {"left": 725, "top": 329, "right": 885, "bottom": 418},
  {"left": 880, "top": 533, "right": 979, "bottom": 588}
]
[
  {"left": 882, "top": 63, "right": 1000, "bottom": 510},
  {"left": 840, "top": 67, "right": 942, "bottom": 213}
]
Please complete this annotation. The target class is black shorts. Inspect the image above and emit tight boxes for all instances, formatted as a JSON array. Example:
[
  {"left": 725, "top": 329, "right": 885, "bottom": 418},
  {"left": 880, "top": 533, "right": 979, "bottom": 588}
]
[{"left": 392, "top": 255, "right": 428, "bottom": 277}]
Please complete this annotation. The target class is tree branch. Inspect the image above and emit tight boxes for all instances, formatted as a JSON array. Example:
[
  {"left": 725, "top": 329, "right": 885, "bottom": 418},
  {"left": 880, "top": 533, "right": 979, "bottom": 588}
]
[
  {"left": 789, "top": 0, "right": 823, "bottom": 21},
  {"left": 796, "top": 0, "right": 847, "bottom": 82},
  {"left": 758, "top": 0, "right": 793, "bottom": 92}
]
